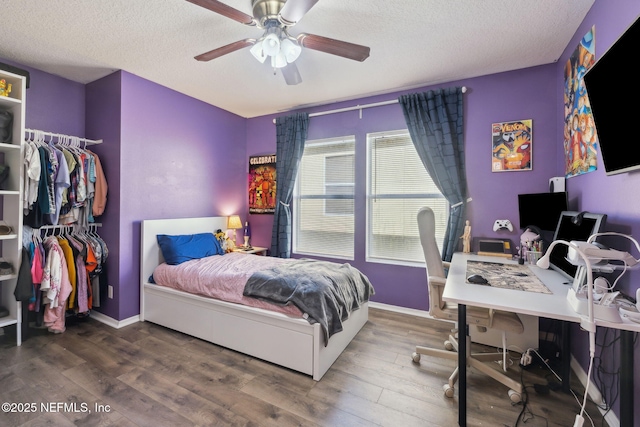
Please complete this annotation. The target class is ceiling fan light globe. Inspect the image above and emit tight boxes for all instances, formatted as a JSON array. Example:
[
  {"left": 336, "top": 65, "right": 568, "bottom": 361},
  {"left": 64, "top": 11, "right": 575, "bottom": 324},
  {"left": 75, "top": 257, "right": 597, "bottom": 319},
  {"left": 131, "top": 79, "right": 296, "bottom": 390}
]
[
  {"left": 250, "top": 42, "right": 267, "bottom": 63},
  {"left": 271, "top": 52, "right": 287, "bottom": 68},
  {"left": 262, "top": 33, "right": 280, "bottom": 56},
  {"left": 281, "top": 38, "right": 301, "bottom": 63}
]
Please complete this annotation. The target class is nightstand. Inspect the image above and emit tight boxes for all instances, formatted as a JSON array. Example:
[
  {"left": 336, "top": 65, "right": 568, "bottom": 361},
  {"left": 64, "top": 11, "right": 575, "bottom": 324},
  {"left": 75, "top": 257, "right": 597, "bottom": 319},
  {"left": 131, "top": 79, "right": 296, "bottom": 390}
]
[{"left": 233, "top": 246, "right": 268, "bottom": 256}]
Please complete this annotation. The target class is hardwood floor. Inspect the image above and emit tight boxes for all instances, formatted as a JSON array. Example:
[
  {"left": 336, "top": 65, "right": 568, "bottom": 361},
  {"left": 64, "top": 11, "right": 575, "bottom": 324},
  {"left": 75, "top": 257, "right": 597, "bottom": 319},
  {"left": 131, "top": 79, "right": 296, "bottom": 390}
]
[{"left": 0, "top": 308, "right": 609, "bottom": 426}]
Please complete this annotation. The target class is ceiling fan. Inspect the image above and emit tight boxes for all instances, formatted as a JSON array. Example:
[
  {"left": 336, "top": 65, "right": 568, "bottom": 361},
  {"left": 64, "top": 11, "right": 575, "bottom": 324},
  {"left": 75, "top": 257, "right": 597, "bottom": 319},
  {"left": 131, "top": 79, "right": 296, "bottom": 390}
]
[{"left": 187, "top": 0, "right": 371, "bottom": 85}]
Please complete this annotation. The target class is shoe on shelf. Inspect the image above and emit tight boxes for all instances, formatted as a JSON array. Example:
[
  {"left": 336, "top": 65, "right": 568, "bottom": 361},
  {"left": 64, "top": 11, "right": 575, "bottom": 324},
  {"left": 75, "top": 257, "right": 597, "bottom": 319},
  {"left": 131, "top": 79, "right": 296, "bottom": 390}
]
[
  {"left": 0, "top": 260, "right": 13, "bottom": 276},
  {"left": 0, "top": 222, "right": 12, "bottom": 235}
]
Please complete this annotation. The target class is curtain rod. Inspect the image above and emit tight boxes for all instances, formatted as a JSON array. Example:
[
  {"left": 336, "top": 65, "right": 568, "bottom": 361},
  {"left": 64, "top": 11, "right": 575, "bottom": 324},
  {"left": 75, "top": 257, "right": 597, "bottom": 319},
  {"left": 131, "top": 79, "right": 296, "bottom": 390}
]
[
  {"left": 25, "top": 128, "right": 103, "bottom": 145},
  {"left": 273, "top": 86, "right": 467, "bottom": 123}
]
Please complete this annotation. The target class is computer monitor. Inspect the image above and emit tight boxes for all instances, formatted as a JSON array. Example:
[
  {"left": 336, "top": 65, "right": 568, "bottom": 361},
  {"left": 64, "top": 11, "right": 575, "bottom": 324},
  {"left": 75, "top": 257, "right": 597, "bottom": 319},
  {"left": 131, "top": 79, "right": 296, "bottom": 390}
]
[
  {"left": 549, "top": 211, "right": 607, "bottom": 280},
  {"left": 518, "top": 192, "right": 568, "bottom": 232}
]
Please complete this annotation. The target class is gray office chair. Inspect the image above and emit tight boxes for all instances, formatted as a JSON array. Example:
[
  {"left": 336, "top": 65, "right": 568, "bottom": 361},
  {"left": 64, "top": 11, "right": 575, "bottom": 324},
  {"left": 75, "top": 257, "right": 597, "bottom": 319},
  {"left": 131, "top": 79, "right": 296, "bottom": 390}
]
[{"left": 412, "top": 207, "right": 525, "bottom": 403}]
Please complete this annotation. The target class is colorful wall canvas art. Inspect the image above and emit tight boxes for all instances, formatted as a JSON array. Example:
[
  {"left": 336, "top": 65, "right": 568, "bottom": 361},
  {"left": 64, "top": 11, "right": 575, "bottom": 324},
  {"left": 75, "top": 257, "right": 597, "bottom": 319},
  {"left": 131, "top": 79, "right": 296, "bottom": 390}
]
[
  {"left": 564, "top": 26, "right": 598, "bottom": 178},
  {"left": 249, "top": 154, "right": 276, "bottom": 214}
]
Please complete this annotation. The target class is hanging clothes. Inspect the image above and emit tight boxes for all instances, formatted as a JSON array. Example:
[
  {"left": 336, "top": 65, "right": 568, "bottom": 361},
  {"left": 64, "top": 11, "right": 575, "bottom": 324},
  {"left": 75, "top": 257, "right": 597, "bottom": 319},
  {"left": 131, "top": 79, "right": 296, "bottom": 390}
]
[
  {"left": 23, "top": 145, "right": 52, "bottom": 228},
  {"left": 23, "top": 139, "right": 41, "bottom": 215},
  {"left": 20, "top": 225, "right": 109, "bottom": 333},
  {"left": 21, "top": 130, "right": 109, "bottom": 334},
  {"left": 40, "top": 236, "right": 72, "bottom": 333},
  {"left": 87, "top": 149, "right": 108, "bottom": 217},
  {"left": 58, "top": 237, "right": 76, "bottom": 311},
  {"left": 14, "top": 247, "right": 33, "bottom": 302},
  {"left": 22, "top": 132, "right": 107, "bottom": 228},
  {"left": 49, "top": 146, "right": 71, "bottom": 225}
]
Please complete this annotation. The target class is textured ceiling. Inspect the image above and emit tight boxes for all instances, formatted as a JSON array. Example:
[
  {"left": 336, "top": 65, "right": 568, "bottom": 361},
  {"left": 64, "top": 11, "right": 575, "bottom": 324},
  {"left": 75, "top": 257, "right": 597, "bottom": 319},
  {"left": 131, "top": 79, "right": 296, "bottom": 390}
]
[{"left": 0, "top": 0, "right": 594, "bottom": 118}]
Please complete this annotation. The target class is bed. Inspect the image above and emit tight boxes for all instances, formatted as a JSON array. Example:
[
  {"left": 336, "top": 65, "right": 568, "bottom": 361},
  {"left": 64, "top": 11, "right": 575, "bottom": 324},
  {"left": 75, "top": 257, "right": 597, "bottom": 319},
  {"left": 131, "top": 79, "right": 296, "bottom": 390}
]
[{"left": 140, "top": 216, "right": 372, "bottom": 381}]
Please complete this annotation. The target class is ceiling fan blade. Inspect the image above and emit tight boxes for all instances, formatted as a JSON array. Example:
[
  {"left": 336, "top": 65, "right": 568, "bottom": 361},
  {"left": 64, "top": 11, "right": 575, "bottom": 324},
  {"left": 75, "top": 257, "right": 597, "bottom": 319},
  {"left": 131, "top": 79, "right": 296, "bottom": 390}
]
[
  {"left": 297, "top": 33, "right": 370, "bottom": 62},
  {"left": 195, "top": 39, "right": 256, "bottom": 61},
  {"left": 187, "top": 0, "right": 256, "bottom": 26},
  {"left": 278, "top": 0, "right": 320, "bottom": 26},
  {"left": 282, "top": 63, "right": 302, "bottom": 85}
]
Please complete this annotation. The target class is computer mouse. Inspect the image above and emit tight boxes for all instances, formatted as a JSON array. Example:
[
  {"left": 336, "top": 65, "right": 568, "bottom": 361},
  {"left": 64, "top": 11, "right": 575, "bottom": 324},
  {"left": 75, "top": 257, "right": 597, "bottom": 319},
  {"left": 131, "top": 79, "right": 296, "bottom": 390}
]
[{"left": 467, "top": 274, "right": 488, "bottom": 284}]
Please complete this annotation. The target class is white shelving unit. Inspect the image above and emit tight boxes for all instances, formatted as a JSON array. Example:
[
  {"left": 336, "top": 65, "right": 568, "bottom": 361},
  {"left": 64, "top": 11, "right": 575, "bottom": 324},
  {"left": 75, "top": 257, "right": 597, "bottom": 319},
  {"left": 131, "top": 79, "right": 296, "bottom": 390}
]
[{"left": 0, "top": 69, "right": 26, "bottom": 346}]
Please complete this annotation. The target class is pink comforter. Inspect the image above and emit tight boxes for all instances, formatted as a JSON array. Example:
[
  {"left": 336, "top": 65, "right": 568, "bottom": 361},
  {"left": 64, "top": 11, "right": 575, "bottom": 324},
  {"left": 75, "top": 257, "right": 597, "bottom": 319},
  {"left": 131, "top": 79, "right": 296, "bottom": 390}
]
[{"left": 152, "top": 252, "right": 304, "bottom": 317}]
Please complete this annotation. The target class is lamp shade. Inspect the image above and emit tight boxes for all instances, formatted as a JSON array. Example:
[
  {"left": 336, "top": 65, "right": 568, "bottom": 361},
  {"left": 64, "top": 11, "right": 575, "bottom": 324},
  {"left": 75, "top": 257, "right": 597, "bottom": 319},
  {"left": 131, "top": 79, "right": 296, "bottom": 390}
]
[
  {"left": 271, "top": 52, "right": 287, "bottom": 68},
  {"left": 227, "top": 215, "right": 242, "bottom": 229},
  {"left": 250, "top": 42, "right": 267, "bottom": 63},
  {"left": 280, "top": 38, "right": 301, "bottom": 63},
  {"left": 262, "top": 32, "right": 280, "bottom": 56}
]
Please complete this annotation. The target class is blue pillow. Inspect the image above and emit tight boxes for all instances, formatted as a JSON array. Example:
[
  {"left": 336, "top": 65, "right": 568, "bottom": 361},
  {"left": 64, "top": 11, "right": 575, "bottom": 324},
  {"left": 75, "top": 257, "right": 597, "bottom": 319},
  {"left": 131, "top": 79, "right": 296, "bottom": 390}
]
[{"left": 157, "top": 233, "right": 224, "bottom": 265}]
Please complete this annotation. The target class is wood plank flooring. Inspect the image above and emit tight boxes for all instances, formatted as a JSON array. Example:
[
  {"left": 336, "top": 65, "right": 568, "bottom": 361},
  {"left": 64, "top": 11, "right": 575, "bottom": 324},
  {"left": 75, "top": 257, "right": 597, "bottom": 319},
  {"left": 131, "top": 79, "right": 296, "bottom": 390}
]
[{"left": 0, "top": 308, "right": 609, "bottom": 426}]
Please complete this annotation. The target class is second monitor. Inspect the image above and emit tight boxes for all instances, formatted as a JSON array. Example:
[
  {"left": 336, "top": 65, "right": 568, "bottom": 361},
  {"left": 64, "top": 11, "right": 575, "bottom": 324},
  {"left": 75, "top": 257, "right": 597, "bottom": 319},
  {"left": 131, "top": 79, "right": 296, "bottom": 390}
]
[{"left": 549, "top": 210, "right": 607, "bottom": 280}]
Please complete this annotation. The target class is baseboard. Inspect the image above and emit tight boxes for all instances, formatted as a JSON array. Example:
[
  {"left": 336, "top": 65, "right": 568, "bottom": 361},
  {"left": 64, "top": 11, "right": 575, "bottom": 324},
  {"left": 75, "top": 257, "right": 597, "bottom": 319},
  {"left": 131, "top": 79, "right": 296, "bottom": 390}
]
[
  {"left": 570, "top": 355, "right": 619, "bottom": 427},
  {"left": 90, "top": 311, "right": 140, "bottom": 329}
]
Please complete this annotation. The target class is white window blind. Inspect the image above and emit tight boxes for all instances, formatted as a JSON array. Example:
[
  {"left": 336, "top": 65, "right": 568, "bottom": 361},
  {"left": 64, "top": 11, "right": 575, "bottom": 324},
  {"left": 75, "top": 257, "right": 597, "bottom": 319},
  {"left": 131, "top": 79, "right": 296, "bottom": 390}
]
[
  {"left": 293, "top": 137, "right": 355, "bottom": 259},
  {"left": 367, "top": 131, "right": 448, "bottom": 264}
]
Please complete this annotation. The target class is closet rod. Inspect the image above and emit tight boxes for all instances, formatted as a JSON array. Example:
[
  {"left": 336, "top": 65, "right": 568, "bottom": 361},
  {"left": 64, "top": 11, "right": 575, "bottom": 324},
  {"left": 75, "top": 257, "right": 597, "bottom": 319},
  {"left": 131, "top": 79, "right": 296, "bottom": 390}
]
[
  {"left": 272, "top": 86, "right": 467, "bottom": 123},
  {"left": 25, "top": 128, "right": 103, "bottom": 145},
  {"left": 37, "top": 223, "right": 102, "bottom": 231}
]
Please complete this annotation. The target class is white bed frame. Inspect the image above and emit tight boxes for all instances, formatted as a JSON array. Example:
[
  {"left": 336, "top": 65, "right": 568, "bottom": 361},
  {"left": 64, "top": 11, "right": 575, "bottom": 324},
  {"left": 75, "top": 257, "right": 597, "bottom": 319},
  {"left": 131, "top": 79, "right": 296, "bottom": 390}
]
[{"left": 140, "top": 217, "right": 369, "bottom": 381}]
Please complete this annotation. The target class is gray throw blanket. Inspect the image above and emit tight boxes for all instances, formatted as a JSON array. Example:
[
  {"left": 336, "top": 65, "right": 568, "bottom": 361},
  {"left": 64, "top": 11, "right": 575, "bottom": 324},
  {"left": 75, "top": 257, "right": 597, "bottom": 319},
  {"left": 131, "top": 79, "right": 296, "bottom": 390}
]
[{"left": 243, "top": 259, "right": 374, "bottom": 346}]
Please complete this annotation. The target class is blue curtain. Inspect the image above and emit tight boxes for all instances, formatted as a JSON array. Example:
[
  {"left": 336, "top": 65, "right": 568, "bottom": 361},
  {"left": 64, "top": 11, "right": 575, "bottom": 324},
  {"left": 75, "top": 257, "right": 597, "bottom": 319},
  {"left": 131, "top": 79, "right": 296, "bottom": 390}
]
[
  {"left": 270, "top": 112, "right": 309, "bottom": 258},
  {"left": 399, "top": 87, "right": 467, "bottom": 262}
]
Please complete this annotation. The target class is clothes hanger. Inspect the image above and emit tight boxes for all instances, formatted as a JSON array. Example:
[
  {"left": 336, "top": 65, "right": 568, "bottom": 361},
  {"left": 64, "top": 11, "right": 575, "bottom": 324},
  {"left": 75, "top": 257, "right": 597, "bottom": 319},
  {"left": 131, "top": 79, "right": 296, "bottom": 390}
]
[
  {"left": 68, "top": 135, "right": 84, "bottom": 155},
  {"left": 33, "top": 130, "right": 43, "bottom": 147},
  {"left": 31, "top": 228, "right": 42, "bottom": 246},
  {"left": 74, "top": 225, "right": 90, "bottom": 244}
]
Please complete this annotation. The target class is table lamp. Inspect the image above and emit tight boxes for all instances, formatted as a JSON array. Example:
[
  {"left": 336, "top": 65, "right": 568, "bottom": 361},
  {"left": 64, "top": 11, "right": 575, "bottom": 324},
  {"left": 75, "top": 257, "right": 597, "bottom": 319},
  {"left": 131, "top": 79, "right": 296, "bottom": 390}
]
[
  {"left": 243, "top": 221, "right": 251, "bottom": 248},
  {"left": 227, "top": 215, "right": 242, "bottom": 244}
]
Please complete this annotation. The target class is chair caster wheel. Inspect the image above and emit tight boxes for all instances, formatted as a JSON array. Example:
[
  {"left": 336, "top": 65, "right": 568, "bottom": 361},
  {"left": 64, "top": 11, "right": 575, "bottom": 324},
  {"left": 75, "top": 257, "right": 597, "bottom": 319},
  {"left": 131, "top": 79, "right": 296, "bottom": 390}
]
[
  {"left": 411, "top": 352, "right": 421, "bottom": 363},
  {"left": 508, "top": 389, "right": 521, "bottom": 403},
  {"left": 443, "top": 384, "right": 455, "bottom": 398},
  {"left": 444, "top": 340, "right": 454, "bottom": 351}
]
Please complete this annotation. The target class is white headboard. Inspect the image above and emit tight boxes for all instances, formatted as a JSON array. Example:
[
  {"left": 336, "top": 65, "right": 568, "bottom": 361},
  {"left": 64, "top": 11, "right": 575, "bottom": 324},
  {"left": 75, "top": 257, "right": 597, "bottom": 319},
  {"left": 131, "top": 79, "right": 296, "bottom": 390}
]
[{"left": 140, "top": 216, "right": 228, "bottom": 287}]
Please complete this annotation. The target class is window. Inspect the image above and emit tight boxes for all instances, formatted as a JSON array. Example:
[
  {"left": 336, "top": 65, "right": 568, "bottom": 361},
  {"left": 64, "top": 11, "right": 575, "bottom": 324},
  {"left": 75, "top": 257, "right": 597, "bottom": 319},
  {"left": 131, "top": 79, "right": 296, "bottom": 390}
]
[
  {"left": 293, "top": 137, "right": 355, "bottom": 259},
  {"left": 367, "top": 130, "right": 448, "bottom": 264},
  {"left": 324, "top": 154, "right": 354, "bottom": 215}
]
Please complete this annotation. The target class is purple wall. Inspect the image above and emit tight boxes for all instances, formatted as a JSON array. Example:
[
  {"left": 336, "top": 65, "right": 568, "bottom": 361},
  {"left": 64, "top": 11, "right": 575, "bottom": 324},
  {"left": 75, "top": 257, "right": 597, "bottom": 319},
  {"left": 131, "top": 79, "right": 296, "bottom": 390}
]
[
  {"left": 0, "top": 58, "right": 85, "bottom": 136},
  {"left": 246, "top": 64, "right": 559, "bottom": 310},
  {"left": 555, "top": 0, "right": 640, "bottom": 420},
  {"left": 85, "top": 72, "right": 122, "bottom": 320},
  {"left": 85, "top": 71, "right": 247, "bottom": 320},
  {"left": 24, "top": 70, "right": 85, "bottom": 137},
  {"left": 115, "top": 72, "right": 247, "bottom": 319}
]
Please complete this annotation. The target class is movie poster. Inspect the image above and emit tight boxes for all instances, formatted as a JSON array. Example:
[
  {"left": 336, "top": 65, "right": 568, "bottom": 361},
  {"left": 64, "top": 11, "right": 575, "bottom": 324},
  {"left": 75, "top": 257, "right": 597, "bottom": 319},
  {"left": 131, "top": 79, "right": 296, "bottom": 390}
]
[
  {"left": 491, "top": 119, "right": 532, "bottom": 172},
  {"left": 564, "top": 26, "right": 598, "bottom": 178},
  {"left": 249, "top": 154, "right": 276, "bottom": 214}
]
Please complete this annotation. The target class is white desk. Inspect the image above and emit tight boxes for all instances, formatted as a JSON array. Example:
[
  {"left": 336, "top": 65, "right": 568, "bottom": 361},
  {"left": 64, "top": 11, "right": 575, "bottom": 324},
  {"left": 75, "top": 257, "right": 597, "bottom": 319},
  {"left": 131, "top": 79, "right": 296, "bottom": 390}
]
[{"left": 443, "top": 252, "right": 640, "bottom": 426}]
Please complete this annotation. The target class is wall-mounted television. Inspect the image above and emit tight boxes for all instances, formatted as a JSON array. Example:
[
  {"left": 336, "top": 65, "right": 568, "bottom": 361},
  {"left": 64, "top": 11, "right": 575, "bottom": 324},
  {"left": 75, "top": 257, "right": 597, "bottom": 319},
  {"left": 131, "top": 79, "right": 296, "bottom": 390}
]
[
  {"left": 550, "top": 211, "right": 607, "bottom": 280},
  {"left": 518, "top": 191, "right": 568, "bottom": 232},
  {"left": 583, "top": 15, "right": 640, "bottom": 175}
]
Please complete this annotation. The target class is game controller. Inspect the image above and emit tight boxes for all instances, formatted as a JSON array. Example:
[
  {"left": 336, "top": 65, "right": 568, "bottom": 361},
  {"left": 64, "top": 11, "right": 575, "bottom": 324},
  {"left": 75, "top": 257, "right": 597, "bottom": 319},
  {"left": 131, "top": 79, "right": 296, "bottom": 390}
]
[{"left": 493, "top": 219, "right": 513, "bottom": 232}]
